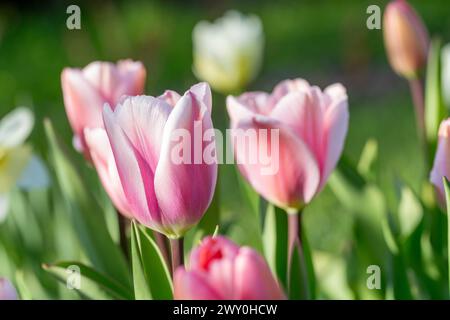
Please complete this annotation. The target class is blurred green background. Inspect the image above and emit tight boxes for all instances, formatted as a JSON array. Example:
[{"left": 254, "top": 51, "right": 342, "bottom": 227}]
[{"left": 0, "top": 0, "right": 450, "bottom": 299}]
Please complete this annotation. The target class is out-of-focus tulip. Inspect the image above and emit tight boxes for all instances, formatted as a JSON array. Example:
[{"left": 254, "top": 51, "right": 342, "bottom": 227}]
[
  {"left": 430, "top": 119, "right": 450, "bottom": 204},
  {"left": 103, "top": 83, "right": 217, "bottom": 238},
  {"left": 0, "top": 277, "right": 18, "bottom": 300},
  {"left": 192, "top": 11, "right": 264, "bottom": 94},
  {"left": 0, "top": 107, "right": 49, "bottom": 222},
  {"left": 84, "top": 128, "right": 132, "bottom": 218},
  {"left": 227, "top": 79, "right": 349, "bottom": 210},
  {"left": 383, "top": 0, "right": 429, "bottom": 79},
  {"left": 442, "top": 43, "right": 450, "bottom": 108},
  {"left": 174, "top": 236, "right": 285, "bottom": 300},
  {"left": 61, "top": 60, "right": 146, "bottom": 156}
]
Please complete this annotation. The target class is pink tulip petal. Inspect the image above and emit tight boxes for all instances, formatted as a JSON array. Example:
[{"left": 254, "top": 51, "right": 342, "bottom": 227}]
[
  {"left": 321, "top": 94, "right": 349, "bottom": 189},
  {"left": 208, "top": 258, "right": 236, "bottom": 299},
  {"left": 113, "top": 96, "right": 172, "bottom": 172},
  {"left": 190, "top": 82, "right": 213, "bottom": 114},
  {"left": 84, "top": 128, "right": 132, "bottom": 218},
  {"left": 270, "top": 91, "right": 325, "bottom": 173},
  {"left": 158, "top": 90, "right": 181, "bottom": 108},
  {"left": 154, "top": 89, "right": 217, "bottom": 236},
  {"left": 82, "top": 60, "right": 146, "bottom": 105},
  {"left": 226, "top": 95, "right": 256, "bottom": 125},
  {"left": 227, "top": 92, "right": 272, "bottom": 125},
  {"left": 430, "top": 119, "right": 450, "bottom": 201},
  {"left": 233, "top": 115, "right": 320, "bottom": 208},
  {"left": 0, "top": 278, "right": 18, "bottom": 300},
  {"left": 270, "top": 78, "right": 311, "bottom": 105},
  {"left": 234, "top": 248, "right": 285, "bottom": 300},
  {"left": 103, "top": 104, "right": 162, "bottom": 230},
  {"left": 190, "top": 236, "right": 240, "bottom": 271},
  {"left": 174, "top": 268, "right": 222, "bottom": 300},
  {"left": 61, "top": 68, "right": 105, "bottom": 146}
]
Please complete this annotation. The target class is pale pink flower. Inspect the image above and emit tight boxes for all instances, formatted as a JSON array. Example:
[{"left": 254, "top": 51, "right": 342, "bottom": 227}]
[
  {"left": 227, "top": 79, "right": 349, "bottom": 209},
  {"left": 61, "top": 60, "right": 146, "bottom": 156},
  {"left": 103, "top": 83, "right": 217, "bottom": 238},
  {"left": 174, "top": 236, "right": 285, "bottom": 300}
]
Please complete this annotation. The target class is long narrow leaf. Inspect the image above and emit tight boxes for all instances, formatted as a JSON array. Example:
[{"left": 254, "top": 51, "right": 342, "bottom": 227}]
[{"left": 44, "top": 119, "right": 130, "bottom": 287}]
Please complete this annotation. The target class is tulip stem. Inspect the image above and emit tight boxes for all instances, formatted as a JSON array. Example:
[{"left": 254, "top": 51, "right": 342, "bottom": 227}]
[
  {"left": 287, "top": 209, "right": 310, "bottom": 299},
  {"left": 117, "top": 212, "right": 129, "bottom": 260},
  {"left": 408, "top": 77, "right": 428, "bottom": 161},
  {"left": 170, "top": 237, "right": 184, "bottom": 277},
  {"left": 153, "top": 231, "right": 171, "bottom": 270}
]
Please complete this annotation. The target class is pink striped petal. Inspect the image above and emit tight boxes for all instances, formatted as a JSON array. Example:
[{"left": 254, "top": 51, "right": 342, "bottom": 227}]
[
  {"left": 430, "top": 119, "right": 450, "bottom": 202},
  {"left": 233, "top": 115, "right": 320, "bottom": 208},
  {"left": 321, "top": 90, "right": 349, "bottom": 189},
  {"left": 234, "top": 248, "right": 286, "bottom": 300},
  {"left": 271, "top": 91, "right": 325, "bottom": 173},
  {"left": 190, "top": 82, "right": 213, "bottom": 114},
  {"left": 158, "top": 90, "right": 181, "bottom": 108},
  {"left": 82, "top": 60, "right": 146, "bottom": 105},
  {"left": 61, "top": 68, "right": 105, "bottom": 148},
  {"left": 154, "top": 86, "right": 217, "bottom": 237},
  {"left": 103, "top": 104, "right": 162, "bottom": 231},
  {"left": 84, "top": 128, "right": 132, "bottom": 218},
  {"left": 174, "top": 269, "right": 222, "bottom": 300}
]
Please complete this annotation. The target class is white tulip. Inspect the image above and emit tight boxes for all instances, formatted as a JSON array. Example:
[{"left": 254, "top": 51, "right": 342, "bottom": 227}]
[
  {"left": 0, "top": 107, "right": 49, "bottom": 222},
  {"left": 193, "top": 11, "right": 264, "bottom": 94}
]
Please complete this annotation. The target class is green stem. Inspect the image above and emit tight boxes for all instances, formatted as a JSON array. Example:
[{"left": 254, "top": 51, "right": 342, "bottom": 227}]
[
  {"left": 153, "top": 231, "right": 171, "bottom": 272},
  {"left": 117, "top": 211, "right": 129, "bottom": 260},
  {"left": 409, "top": 77, "right": 428, "bottom": 163},
  {"left": 287, "top": 209, "right": 310, "bottom": 299},
  {"left": 170, "top": 237, "right": 184, "bottom": 277}
]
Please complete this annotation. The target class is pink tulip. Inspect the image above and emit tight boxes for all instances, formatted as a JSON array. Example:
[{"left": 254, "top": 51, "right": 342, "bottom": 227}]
[
  {"left": 430, "top": 119, "right": 450, "bottom": 205},
  {"left": 61, "top": 60, "right": 146, "bottom": 156},
  {"left": 103, "top": 83, "right": 217, "bottom": 238},
  {"left": 227, "top": 79, "right": 349, "bottom": 210},
  {"left": 84, "top": 128, "right": 132, "bottom": 218},
  {"left": 0, "top": 278, "right": 18, "bottom": 300},
  {"left": 174, "top": 236, "right": 285, "bottom": 300},
  {"left": 383, "top": 0, "right": 429, "bottom": 79}
]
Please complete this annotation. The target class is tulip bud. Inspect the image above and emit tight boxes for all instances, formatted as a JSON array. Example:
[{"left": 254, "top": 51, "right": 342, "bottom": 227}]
[
  {"left": 102, "top": 83, "right": 217, "bottom": 238},
  {"left": 383, "top": 0, "right": 429, "bottom": 79},
  {"left": 0, "top": 278, "right": 18, "bottom": 300},
  {"left": 430, "top": 119, "right": 450, "bottom": 205},
  {"left": 61, "top": 60, "right": 146, "bottom": 157},
  {"left": 174, "top": 236, "right": 285, "bottom": 300},
  {"left": 227, "top": 79, "right": 349, "bottom": 210},
  {"left": 192, "top": 11, "right": 264, "bottom": 94}
]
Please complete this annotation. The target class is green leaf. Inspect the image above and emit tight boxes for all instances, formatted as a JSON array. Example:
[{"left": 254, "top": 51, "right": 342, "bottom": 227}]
[
  {"left": 398, "top": 186, "right": 423, "bottom": 240},
  {"left": 288, "top": 228, "right": 315, "bottom": 300},
  {"left": 131, "top": 224, "right": 152, "bottom": 300},
  {"left": 43, "top": 261, "right": 133, "bottom": 300},
  {"left": 328, "top": 156, "right": 367, "bottom": 211},
  {"left": 262, "top": 202, "right": 288, "bottom": 288},
  {"left": 131, "top": 222, "right": 173, "bottom": 300},
  {"left": 425, "top": 38, "right": 447, "bottom": 161},
  {"left": 44, "top": 119, "right": 130, "bottom": 287},
  {"left": 443, "top": 177, "right": 450, "bottom": 295},
  {"left": 357, "top": 139, "right": 378, "bottom": 180}
]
